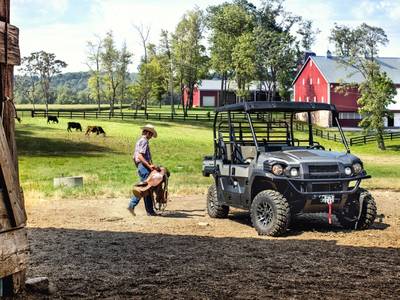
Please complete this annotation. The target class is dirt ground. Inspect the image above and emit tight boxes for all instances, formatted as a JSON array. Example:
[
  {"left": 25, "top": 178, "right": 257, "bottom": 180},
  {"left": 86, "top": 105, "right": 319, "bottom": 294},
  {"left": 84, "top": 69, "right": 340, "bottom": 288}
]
[{"left": 18, "top": 190, "right": 400, "bottom": 299}]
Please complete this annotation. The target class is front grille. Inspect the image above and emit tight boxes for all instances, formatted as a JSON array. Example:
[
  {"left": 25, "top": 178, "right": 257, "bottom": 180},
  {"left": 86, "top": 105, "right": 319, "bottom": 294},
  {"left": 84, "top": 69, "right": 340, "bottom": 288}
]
[
  {"left": 309, "top": 165, "right": 338, "bottom": 173},
  {"left": 308, "top": 164, "right": 339, "bottom": 179}
]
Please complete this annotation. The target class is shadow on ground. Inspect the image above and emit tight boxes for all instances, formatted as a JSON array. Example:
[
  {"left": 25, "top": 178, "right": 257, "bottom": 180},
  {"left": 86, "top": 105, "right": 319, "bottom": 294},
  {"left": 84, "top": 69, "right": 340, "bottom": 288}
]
[
  {"left": 227, "top": 211, "right": 390, "bottom": 235},
  {"left": 16, "top": 128, "right": 118, "bottom": 157},
  {"left": 386, "top": 144, "right": 400, "bottom": 152},
  {"left": 16, "top": 227, "right": 400, "bottom": 299}
]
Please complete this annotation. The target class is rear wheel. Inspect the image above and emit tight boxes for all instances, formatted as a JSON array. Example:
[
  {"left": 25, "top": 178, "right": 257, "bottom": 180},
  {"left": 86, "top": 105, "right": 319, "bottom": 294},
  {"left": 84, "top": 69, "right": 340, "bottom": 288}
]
[
  {"left": 337, "top": 188, "right": 377, "bottom": 230},
  {"left": 250, "top": 190, "right": 290, "bottom": 236},
  {"left": 207, "top": 184, "right": 229, "bottom": 218}
]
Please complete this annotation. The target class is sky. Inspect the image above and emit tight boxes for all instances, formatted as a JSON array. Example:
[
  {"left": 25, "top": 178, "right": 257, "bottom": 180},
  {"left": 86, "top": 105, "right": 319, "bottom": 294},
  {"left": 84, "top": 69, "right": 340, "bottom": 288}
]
[{"left": 11, "top": 0, "right": 400, "bottom": 73}]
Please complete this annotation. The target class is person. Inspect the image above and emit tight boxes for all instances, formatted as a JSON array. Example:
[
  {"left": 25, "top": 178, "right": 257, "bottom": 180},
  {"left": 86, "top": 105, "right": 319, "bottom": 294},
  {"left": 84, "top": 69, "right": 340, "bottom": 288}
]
[{"left": 128, "top": 124, "right": 158, "bottom": 216}]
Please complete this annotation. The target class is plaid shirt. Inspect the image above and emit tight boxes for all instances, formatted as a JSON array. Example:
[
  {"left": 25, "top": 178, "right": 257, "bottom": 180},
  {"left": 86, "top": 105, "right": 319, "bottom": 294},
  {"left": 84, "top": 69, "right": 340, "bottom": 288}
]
[{"left": 133, "top": 136, "right": 152, "bottom": 165}]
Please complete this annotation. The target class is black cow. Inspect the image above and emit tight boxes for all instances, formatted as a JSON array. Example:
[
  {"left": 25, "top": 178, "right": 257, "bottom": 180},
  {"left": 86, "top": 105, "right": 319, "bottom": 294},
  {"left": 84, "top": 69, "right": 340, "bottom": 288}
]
[
  {"left": 85, "top": 126, "right": 106, "bottom": 136},
  {"left": 47, "top": 115, "right": 59, "bottom": 124},
  {"left": 67, "top": 122, "right": 82, "bottom": 132}
]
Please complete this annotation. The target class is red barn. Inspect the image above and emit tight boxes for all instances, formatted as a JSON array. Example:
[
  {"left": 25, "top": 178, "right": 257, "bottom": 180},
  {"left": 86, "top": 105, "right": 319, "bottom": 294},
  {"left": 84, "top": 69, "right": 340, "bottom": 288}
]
[
  {"left": 293, "top": 54, "right": 400, "bottom": 127},
  {"left": 184, "top": 80, "right": 221, "bottom": 107}
]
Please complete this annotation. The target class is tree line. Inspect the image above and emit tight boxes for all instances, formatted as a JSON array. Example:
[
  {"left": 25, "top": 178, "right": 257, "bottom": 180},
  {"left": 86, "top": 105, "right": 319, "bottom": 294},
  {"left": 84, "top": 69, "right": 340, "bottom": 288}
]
[
  {"left": 15, "top": 0, "right": 320, "bottom": 115},
  {"left": 14, "top": 0, "right": 397, "bottom": 149}
]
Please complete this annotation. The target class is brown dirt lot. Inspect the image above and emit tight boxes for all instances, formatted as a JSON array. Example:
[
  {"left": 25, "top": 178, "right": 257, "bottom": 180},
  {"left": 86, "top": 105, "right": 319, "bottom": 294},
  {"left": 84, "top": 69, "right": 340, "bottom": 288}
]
[{"left": 19, "top": 190, "right": 400, "bottom": 299}]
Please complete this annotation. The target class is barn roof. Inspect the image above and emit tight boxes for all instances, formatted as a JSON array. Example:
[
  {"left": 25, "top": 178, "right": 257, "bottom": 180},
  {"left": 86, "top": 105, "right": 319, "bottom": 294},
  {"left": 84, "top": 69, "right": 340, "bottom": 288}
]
[{"left": 294, "top": 56, "right": 400, "bottom": 84}]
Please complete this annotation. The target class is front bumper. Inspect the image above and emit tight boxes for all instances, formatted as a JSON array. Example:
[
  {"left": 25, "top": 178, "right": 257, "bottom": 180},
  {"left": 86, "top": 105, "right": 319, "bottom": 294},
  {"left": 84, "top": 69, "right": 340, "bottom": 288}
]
[{"left": 272, "top": 174, "right": 371, "bottom": 196}]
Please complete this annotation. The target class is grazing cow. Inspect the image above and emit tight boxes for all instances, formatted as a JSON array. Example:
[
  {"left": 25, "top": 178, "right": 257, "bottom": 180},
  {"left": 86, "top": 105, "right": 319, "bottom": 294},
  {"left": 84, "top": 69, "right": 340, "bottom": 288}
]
[
  {"left": 67, "top": 122, "right": 82, "bottom": 132},
  {"left": 85, "top": 126, "right": 106, "bottom": 136},
  {"left": 47, "top": 115, "right": 59, "bottom": 124}
]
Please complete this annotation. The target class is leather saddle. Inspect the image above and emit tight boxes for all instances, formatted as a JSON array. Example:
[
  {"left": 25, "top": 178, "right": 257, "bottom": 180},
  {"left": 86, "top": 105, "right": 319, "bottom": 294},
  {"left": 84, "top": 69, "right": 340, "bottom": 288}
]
[{"left": 132, "top": 167, "right": 170, "bottom": 209}]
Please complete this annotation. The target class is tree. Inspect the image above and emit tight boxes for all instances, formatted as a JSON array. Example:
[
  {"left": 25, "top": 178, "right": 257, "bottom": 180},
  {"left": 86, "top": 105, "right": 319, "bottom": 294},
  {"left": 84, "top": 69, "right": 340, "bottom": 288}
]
[
  {"left": 86, "top": 36, "right": 103, "bottom": 112},
  {"left": 358, "top": 65, "right": 396, "bottom": 150},
  {"left": 132, "top": 44, "right": 167, "bottom": 109},
  {"left": 17, "top": 57, "right": 39, "bottom": 109},
  {"left": 172, "top": 8, "right": 208, "bottom": 114},
  {"left": 207, "top": 2, "right": 255, "bottom": 104},
  {"left": 329, "top": 24, "right": 359, "bottom": 57},
  {"left": 101, "top": 31, "right": 121, "bottom": 116},
  {"left": 254, "top": 27, "right": 297, "bottom": 101},
  {"left": 297, "top": 20, "right": 320, "bottom": 51},
  {"left": 232, "top": 32, "right": 256, "bottom": 101},
  {"left": 117, "top": 41, "right": 132, "bottom": 113},
  {"left": 134, "top": 24, "right": 151, "bottom": 114},
  {"left": 330, "top": 23, "right": 393, "bottom": 150},
  {"left": 28, "top": 51, "right": 67, "bottom": 114},
  {"left": 159, "top": 30, "right": 175, "bottom": 114}
]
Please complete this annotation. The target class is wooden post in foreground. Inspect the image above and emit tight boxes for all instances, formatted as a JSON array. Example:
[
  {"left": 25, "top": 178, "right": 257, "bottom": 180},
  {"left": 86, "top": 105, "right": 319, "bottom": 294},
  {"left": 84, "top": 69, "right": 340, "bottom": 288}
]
[{"left": 0, "top": 0, "right": 29, "bottom": 296}]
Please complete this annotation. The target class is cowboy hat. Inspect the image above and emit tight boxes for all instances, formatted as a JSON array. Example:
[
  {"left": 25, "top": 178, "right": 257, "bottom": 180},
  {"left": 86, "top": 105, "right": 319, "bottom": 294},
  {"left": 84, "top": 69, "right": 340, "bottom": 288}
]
[{"left": 141, "top": 124, "right": 158, "bottom": 138}]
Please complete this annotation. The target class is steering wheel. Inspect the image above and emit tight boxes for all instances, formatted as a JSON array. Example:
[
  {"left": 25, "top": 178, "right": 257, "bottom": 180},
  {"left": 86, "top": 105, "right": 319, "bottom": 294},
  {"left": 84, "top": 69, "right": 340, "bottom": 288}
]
[{"left": 310, "top": 144, "right": 325, "bottom": 150}]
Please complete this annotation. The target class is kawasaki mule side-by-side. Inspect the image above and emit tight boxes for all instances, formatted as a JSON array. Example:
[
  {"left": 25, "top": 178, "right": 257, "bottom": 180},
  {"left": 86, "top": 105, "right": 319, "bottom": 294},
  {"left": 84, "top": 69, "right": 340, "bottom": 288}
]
[{"left": 202, "top": 101, "right": 376, "bottom": 236}]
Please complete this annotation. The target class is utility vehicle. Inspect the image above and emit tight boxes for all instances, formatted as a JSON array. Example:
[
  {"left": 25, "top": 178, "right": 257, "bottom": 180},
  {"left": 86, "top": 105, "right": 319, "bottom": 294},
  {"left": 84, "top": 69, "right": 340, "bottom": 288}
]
[{"left": 202, "top": 101, "right": 376, "bottom": 236}]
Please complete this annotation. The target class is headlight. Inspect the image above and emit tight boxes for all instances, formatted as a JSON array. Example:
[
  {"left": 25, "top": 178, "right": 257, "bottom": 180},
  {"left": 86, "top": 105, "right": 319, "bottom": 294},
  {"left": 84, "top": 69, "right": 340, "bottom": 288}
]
[
  {"left": 344, "top": 167, "right": 352, "bottom": 176},
  {"left": 272, "top": 164, "right": 284, "bottom": 176},
  {"left": 289, "top": 168, "right": 299, "bottom": 177},
  {"left": 352, "top": 163, "right": 363, "bottom": 175}
]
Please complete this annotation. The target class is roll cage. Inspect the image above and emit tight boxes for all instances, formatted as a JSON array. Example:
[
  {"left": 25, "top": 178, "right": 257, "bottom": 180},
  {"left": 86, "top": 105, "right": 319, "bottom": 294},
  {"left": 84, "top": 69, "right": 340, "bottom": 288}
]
[{"left": 213, "top": 101, "right": 350, "bottom": 164}]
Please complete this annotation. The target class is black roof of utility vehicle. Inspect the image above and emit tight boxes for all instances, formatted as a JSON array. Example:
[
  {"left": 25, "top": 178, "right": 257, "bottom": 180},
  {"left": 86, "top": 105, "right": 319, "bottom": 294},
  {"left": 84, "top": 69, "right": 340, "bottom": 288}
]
[{"left": 215, "top": 101, "right": 337, "bottom": 113}]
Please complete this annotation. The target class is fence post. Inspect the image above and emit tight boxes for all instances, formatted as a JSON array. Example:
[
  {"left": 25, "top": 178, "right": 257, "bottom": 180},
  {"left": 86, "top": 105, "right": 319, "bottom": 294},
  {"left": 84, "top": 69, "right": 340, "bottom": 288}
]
[
  {"left": 70, "top": 111, "right": 72, "bottom": 119},
  {"left": 31, "top": 110, "right": 34, "bottom": 118},
  {"left": 364, "top": 136, "right": 366, "bottom": 144},
  {"left": 350, "top": 138, "right": 353, "bottom": 146},
  {"left": 96, "top": 112, "right": 98, "bottom": 119},
  {"left": 57, "top": 111, "right": 60, "bottom": 117},
  {"left": 122, "top": 112, "right": 124, "bottom": 120},
  {"left": 83, "top": 111, "right": 85, "bottom": 119}
]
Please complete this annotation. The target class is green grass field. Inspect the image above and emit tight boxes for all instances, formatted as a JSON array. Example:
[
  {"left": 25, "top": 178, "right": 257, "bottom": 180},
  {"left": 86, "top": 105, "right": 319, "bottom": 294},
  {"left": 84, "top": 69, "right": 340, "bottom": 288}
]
[{"left": 16, "top": 116, "right": 400, "bottom": 201}]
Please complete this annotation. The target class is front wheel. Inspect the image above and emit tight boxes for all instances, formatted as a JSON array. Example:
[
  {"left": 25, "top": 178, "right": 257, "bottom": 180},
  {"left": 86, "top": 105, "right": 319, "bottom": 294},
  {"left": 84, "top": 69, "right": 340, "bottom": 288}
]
[
  {"left": 250, "top": 190, "right": 290, "bottom": 236},
  {"left": 336, "top": 188, "right": 377, "bottom": 230},
  {"left": 207, "top": 184, "right": 229, "bottom": 218}
]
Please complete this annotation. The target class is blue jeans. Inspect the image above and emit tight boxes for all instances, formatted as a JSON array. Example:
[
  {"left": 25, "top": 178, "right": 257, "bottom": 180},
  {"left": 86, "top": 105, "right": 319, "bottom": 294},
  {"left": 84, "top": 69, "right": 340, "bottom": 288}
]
[{"left": 129, "top": 163, "right": 155, "bottom": 214}]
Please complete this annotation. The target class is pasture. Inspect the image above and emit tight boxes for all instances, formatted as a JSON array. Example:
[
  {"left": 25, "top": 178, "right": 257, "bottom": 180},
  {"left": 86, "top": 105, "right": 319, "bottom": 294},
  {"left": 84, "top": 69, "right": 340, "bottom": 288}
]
[
  {"left": 16, "top": 115, "right": 400, "bottom": 299},
  {"left": 16, "top": 115, "right": 400, "bottom": 201}
]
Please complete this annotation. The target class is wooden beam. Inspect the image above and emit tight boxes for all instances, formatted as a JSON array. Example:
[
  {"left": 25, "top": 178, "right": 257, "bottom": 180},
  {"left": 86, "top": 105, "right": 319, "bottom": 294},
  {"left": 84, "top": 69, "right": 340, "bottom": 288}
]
[
  {"left": 0, "top": 228, "right": 29, "bottom": 278},
  {"left": 0, "top": 22, "right": 20, "bottom": 65},
  {"left": 0, "top": 192, "right": 12, "bottom": 232},
  {"left": 0, "top": 0, "right": 10, "bottom": 23},
  {"left": 0, "top": 122, "right": 26, "bottom": 227}
]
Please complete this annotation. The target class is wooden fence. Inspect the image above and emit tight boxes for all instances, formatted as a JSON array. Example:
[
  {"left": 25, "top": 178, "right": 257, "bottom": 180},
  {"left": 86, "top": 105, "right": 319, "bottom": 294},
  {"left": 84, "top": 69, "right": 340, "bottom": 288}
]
[
  {"left": 18, "top": 109, "right": 400, "bottom": 147},
  {"left": 348, "top": 131, "right": 400, "bottom": 146},
  {"left": 18, "top": 109, "right": 216, "bottom": 122},
  {"left": 294, "top": 123, "right": 344, "bottom": 143}
]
